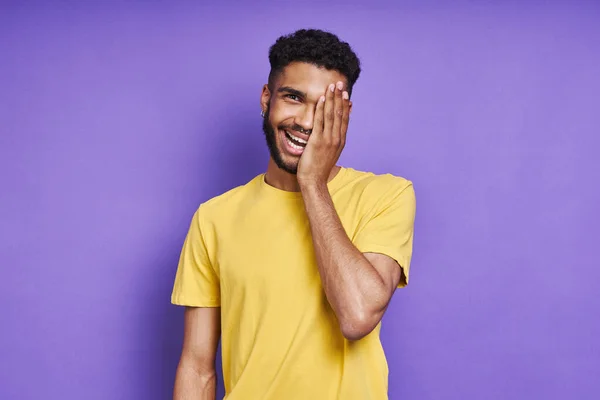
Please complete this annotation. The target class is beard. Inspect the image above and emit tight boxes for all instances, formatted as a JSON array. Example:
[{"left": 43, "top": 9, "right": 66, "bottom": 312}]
[{"left": 262, "top": 105, "right": 299, "bottom": 175}]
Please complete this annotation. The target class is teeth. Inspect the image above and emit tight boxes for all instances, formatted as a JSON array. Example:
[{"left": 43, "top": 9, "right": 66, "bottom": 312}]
[
  {"left": 286, "top": 136, "right": 303, "bottom": 150},
  {"left": 286, "top": 131, "right": 307, "bottom": 144},
  {"left": 293, "top": 135, "right": 307, "bottom": 144}
]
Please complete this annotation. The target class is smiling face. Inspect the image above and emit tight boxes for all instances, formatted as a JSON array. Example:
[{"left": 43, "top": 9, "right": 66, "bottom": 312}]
[{"left": 261, "top": 62, "right": 350, "bottom": 175}]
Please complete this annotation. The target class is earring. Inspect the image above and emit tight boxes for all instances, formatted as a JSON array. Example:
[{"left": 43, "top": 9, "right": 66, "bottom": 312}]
[{"left": 260, "top": 110, "right": 265, "bottom": 118}]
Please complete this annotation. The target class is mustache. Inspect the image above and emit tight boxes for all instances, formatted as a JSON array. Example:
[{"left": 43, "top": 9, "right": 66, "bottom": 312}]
[{"left": 280, "top": 124, "right": 312, "bottom": 135}]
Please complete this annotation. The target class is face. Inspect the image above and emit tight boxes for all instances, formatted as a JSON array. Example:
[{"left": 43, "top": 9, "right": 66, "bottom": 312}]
[{"left": 261, "top": 62, "right": 350, "bottom": 175}]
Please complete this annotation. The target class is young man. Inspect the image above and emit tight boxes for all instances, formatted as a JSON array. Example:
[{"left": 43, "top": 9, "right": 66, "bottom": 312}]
[{"left": 171, "top": 29, "right": 416, "bottom": 400}]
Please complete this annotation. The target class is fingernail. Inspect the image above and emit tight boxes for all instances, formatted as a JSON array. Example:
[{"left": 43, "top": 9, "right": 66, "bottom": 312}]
[
  {"left": 329, "top": 84, "right": 335, "bottom": 92},
  {"left": 342, "top": 91, "right": 349, "bottom": 99},
  {"left": 337, "top": 81, "right": 343, "bottom": 90},
  {"left": 320, "top": 95, "right": 325, "bottom": 102}
]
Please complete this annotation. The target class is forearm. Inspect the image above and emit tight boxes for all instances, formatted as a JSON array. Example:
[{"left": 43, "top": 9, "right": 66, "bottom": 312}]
[
  {"left": 173, "top": 361, "right": 216, "bottom": 400},
  {"left": 301, "top": 182, "right": 389, "bottom": 339}
]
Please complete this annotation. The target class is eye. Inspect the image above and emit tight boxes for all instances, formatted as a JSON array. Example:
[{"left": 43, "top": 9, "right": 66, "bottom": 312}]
[{"left": 285, "top": 94, "right": 300, "bottom": 101}]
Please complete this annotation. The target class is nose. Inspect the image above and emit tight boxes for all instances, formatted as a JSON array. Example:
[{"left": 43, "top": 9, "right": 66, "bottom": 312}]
[{"left": 294, "top": 104, "right": 315, "bottom": 133}]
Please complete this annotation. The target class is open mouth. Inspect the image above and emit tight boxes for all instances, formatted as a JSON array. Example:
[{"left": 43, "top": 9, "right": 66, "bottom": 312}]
[{"left": 284, "top": 130, "right": 307, "bottom": 150}]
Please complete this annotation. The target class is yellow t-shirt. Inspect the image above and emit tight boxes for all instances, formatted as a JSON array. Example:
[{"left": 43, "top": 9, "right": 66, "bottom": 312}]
[{"left": 171, "top": 166, "right": 416, "bottom": 400}]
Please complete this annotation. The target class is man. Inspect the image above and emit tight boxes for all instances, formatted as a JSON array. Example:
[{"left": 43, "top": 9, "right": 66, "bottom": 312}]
[{"left": 171, "top": 29, "right": 416, "bottom": 399}]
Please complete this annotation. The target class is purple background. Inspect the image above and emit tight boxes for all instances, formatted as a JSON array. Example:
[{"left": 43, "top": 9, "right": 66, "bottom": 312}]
[{"left": 1, "top": 1, "right": 599, "bottom": 399}]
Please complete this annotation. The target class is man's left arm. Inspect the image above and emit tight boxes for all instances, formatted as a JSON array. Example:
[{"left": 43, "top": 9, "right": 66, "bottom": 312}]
[
  {"left": 297, "top": 81, "right": 415, "bottom": 341},
  {"left": 301, "top": 182, "right": 411, "bottom": 341}
]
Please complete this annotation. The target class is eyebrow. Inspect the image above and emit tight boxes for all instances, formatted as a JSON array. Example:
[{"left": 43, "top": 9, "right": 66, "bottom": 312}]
[{"left": 277, "top": 86, "right": 306, "bottom": 98}]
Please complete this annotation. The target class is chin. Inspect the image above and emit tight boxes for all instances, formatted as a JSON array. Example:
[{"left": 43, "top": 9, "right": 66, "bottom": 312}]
[
  {"left": 275, "top": 153, "right": 299, "bottom": 175},
  {"left": 277, "top": 157, "right": 299, "bottom": 175}
]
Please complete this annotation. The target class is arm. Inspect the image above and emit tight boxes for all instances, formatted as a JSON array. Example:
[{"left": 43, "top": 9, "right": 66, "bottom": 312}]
[
  {"left": 301, "top": 183, "right": 402, "bottom": 341},
  {"left": 173, "top": 307, "right": 221, "bottom": 400},
  {"left": 297, "top": 81, "right": 411, "bottom": 341}
]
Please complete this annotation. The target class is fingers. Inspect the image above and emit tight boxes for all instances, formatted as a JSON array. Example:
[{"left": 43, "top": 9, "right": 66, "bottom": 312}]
[
  {"left": 323, "top": 83, "right": 335, "bottom": 141},
  {"left": 332, "top": 81, "right": 344, "bottom": 147},
  {"left": 313, "top": 94, "right": 325, "bottom": 136},
  {"left": 340, "top": 89, "right": 350, "bottom": 148},
  {"left": 317, "top": 81, "right": 350, "bottom": 150}
]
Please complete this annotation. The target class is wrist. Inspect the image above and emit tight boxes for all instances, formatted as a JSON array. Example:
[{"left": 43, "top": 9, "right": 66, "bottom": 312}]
[{"left": 298, "top": 178, "right": 328, "bottom": 193}]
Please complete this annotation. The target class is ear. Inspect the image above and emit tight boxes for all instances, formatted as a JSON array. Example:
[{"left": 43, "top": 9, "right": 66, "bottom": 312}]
[
  {"left": 349, "top": 100, "right": 353, "bottom": 115},
  {"left": 260, "top": 84, "right": 271, "bottom": 114}
]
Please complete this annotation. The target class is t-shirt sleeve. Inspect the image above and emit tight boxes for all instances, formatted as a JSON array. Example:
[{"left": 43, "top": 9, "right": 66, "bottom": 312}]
[
  {"left": 171, "top": 205, "right": 220, "bottom": 307},
  {"left": 353, "top": 180, "right": 416, "bottom": 288}
]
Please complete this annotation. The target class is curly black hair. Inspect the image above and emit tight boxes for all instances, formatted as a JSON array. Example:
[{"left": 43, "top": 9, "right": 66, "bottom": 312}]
[{"left": 268, "top": 29, "right": 361, "bottom": 96}]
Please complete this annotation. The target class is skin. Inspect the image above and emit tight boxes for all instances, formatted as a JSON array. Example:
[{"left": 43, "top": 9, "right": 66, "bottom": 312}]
[
  {"left": 173, "top": 61, "right": 404, "bottom": 399},
  {"left": 173, "top": 307, "right": 220, "bottom": 400},
  {"left": 259, "top": 62, "right": 402, "bottom": 339}
]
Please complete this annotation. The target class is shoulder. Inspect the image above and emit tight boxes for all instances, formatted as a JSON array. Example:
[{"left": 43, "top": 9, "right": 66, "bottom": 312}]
[
  {"left": 342, "top": 167, "right": 414, "bottom": 200},
  {"left": 194, "top": 175, "right": 263, "bottom": 225}
]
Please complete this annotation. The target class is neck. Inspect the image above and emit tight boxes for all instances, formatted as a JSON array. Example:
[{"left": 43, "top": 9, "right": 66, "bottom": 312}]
[{"left": 264, "top": 159, "right": 341, "bottom": 192}]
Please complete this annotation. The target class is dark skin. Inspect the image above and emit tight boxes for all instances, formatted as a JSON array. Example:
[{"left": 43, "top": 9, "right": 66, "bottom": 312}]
[
  {"left": 260, "top": 61, "right": 349, "bottom": 190},
  {"left": 260, "top": 62, "right": 403, "bottom": 340},
  {"left": 173, "top": 62, "right": 405, "bottom": 400}
]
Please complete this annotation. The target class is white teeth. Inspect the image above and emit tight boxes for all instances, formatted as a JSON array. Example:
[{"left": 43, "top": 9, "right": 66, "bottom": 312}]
[
  {"left": 286, "top": 136, "right": 303, "bottom": 150},
  {"left": 286, "top": 131, "right": 307, "bottom": 144},
  {"left": 293, "top": 135, "right": 307, "bottom": 144}
]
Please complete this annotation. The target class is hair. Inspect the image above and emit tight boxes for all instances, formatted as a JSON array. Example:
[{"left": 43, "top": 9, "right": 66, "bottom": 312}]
[{"left": 267, "top": 29, "right": 361, "bottom": 96}]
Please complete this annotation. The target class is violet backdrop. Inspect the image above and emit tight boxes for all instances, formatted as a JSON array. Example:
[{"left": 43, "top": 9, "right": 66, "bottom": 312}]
[{"left": 1, "top": 1, "right": 599, "bottom": 399}]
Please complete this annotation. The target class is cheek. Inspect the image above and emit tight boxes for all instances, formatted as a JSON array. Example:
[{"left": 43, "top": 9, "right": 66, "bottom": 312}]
[{"left": 271, "top": 102, "right": 298, "bottom": 125}]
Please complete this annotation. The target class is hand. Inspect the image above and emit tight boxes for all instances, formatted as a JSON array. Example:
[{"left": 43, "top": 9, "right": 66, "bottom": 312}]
[{"left": 297, "top": 81, "right": 351, "bottom": 187}]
